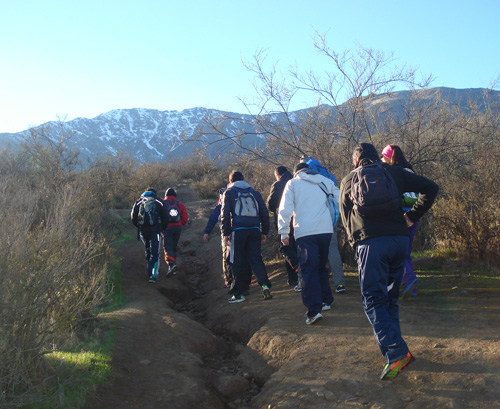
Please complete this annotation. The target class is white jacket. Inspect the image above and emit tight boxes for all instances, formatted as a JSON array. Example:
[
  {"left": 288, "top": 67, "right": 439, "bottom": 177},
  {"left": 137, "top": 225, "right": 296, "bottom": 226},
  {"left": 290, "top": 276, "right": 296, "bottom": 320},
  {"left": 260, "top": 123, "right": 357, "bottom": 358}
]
[{"left": 277, "top": 170, "right": 340, "bottom": 240}]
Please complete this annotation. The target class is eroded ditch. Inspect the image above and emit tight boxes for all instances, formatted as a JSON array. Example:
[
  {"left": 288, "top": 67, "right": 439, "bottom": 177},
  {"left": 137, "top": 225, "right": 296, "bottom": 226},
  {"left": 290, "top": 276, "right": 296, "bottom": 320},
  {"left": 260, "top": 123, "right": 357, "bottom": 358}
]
[{"left": 155, "top": 244, "right": 273, "bottom": 408}]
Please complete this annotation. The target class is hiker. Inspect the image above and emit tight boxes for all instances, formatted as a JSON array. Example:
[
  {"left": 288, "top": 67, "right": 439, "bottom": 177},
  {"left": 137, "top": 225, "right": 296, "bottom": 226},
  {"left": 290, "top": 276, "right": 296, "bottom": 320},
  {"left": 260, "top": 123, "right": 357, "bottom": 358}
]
[
  {"left": 266, "top": 165, "right": 300, "bottom": 291},
  {"left": 339, "top": 143, "right": 438, "bottom": 380},
  {"left": 381, "top": 144, "right": 421, "bottom": 298},
  {"left": 300, "top": 155, "right": 346, "bottom": 293},
  {"left": 221, "top": 170, "right": 273, "bottom": 303},
  {"left": 131, "top": 188, "right": 168, "bottom": 283},
  {"left": 203, "top": 188, "right": 233, "bottom": 288},
  {"left": 278, "top": 162, "right": 339, "bottom": 325},
  {"left": 162, "top": 187, "right": 188, "bottom": 277}
]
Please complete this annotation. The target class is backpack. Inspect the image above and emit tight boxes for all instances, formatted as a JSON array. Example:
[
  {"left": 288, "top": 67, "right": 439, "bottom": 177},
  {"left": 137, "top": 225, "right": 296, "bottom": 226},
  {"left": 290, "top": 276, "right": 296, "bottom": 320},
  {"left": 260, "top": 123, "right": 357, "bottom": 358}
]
[
  {"left": 318, "top": 182, "right": 340, "bottom": 227},
  {"left": 350, "top": 163, "right": 400, "bottom": 217},
  {"left": 302, "top": 157, "right": 337, "bottom": 185},
  {"left": 137, "top": 195, "right": 161, "bottom": 226},
  {"left": 234, "top": 190, "right": 259, "bottom": 218},
  {"left": 164, "top": 200, "right": 181, "bottom": 223}
]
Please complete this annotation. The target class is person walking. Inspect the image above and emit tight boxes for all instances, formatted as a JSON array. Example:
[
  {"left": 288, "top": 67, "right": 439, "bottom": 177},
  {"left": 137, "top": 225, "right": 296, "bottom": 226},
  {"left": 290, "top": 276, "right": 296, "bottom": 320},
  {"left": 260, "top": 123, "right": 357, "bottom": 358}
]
[
  {"left": 278, "top": 162, "right": 339, "bottom": 325},
  {"left": 221, "top": 170, "right": 273, "bottom": 303},
  {"left": 381, "top": 144, "right": 421, "bottom": 298},
  {"left": 131, "top": 188, "right": 168, "bottom": 283},
  {"left": 339, "top": 143, "right": 438, "bottom": 380},
  {"left": 266, "top": 165, "right": 300, "bottom": 290},
  {"left": 203, "top": 188, "right": 233, "bottom": 288},
  {"left": 162, "top": 187, "right": 188, "bottom": 277},
  {"left": 300, "top": 156, "right": 347, "bottom": 293}
]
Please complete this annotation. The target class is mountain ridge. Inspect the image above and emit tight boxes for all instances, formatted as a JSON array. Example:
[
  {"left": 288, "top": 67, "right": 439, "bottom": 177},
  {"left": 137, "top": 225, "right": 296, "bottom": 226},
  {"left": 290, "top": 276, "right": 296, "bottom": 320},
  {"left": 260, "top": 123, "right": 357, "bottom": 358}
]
[{"left": 1, "top": 87, "right": 498, "bottom": 163}]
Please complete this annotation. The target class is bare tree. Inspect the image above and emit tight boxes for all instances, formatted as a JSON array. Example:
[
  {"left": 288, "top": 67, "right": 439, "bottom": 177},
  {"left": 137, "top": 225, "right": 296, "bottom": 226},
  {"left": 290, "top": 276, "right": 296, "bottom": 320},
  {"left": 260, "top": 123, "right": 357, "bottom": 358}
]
[{"left": 188, "top": 33, "right": 432, "bottom": 176}]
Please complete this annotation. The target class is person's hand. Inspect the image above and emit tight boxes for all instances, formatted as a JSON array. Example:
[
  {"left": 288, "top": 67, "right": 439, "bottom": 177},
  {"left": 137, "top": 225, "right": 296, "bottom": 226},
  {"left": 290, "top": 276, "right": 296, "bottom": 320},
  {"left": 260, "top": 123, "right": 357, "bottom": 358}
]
[
  {"left": 404, "top": 213, "right": 414, "bottom": 228},
  {"left": 203, "top": 233, "right": 209, "bottom": 243},
  {"left": 281, "top": 237, "right": 290, "bottom": 246},
  {"left": 261, "top": 234, "right": 267, "bottom": 244}
]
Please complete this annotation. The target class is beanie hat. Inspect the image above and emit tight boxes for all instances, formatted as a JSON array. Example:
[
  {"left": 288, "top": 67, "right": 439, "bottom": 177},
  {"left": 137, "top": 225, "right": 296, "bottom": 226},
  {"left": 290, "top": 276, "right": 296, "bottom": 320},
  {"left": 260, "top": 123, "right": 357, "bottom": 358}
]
[
  {"left": 381, "top": 145, "right": 393, "bottom": 160},
  {"left": 165, "top": 188, "right": 176, "bottom": 197}
]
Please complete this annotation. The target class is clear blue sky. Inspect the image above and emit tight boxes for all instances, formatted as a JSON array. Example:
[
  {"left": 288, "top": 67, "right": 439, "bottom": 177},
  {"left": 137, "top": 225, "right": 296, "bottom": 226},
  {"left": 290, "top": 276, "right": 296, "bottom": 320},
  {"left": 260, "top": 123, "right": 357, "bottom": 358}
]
[{"left": 1, "top": 0, "right": 499, "bottom": 133}]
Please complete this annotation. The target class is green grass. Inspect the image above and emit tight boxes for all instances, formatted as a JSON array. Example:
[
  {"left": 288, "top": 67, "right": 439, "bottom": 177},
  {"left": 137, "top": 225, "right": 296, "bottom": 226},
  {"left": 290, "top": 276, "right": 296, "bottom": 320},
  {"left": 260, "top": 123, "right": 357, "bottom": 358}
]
[{"left": 38, "top": 330, "right": 115, "bottom": 409}]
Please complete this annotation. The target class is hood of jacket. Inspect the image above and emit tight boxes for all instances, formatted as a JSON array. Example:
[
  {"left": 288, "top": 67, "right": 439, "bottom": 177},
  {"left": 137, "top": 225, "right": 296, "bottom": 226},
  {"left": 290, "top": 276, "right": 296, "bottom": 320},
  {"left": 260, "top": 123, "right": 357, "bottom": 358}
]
[
  {"left": 229, "top": 180, "right": 252, "bottom": 190},
  {"left": 294, "top": 169, "right": 326, "bottom": 185}
]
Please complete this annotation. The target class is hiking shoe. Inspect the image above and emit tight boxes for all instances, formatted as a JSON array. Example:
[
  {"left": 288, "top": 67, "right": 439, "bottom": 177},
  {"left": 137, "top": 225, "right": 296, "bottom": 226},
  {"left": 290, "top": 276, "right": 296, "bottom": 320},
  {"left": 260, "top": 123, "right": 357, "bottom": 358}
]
[
  {"left": 228, "top": 295, "right": 245, "bottom": 303},
  {"left": 401, "top": 277, "right": 419, "bottom": 299},
  {"left": 335, "top": 285, "right": 346, "bottom": 293},
  {"left": 305, "top": 312, "right": 323, "bottom": 325},
  {"left": 262, "top": 285, "right": 273, "bottom": 300},
  {"left": 321, "top": 303, "right": 331, "bottom": 311},
  {"left": 380, "top": 352, "right": 415, "bottom": 380},
  {"left": 294, "top": 284, "right": 302, "bottom": 292},
  {"left": 166, "top": 264, "right": 177, "bottom": 277}
]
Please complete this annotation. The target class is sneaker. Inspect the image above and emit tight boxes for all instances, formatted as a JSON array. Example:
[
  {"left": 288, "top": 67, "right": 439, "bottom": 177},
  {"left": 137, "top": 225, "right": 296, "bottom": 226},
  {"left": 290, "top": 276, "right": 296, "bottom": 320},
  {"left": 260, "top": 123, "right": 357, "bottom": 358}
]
[
  {"left": 228, "top": 295, "right": 245, "bottom": 303},
  {"left": 335, "top": 285, "right": 346, "bottom": 293},
  {"left": 166, "top": 264, "right": 177, "bottom": 277},
  {"left": 305, "top": 312, "right": 323, "bottom": 325},
  {"left": 401, "top": 277, "right": 419, "bottom": 299},
  {"left": 287, "top": 280, "right": 298, "bottom": 287},
  {"left": 262, "top": 285, "right": 273, "bottom": 300},
  {"left": 380, "top": 352, "right": 415, "bottom": 380},
  {"left": 321, "top": 303, "right": 331, "bottom": 311},
  {"left": 149, "top": 276, "right": 159, "bottom": 283},
  {"left": 294, "top": 284, "right": 302, "bottom": 292}
]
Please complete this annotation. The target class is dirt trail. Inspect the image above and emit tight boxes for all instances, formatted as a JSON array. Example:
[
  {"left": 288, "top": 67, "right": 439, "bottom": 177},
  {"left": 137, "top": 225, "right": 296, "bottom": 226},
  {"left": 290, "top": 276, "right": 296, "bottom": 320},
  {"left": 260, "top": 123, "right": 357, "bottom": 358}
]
[{"left": 85, "top": 190, "right": 500, "bottom": 409}]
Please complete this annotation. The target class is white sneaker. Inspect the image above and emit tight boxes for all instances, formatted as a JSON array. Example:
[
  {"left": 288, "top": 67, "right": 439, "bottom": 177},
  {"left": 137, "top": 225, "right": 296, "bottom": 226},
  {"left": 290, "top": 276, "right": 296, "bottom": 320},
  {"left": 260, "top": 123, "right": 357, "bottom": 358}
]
[
  {"left": 321, "top": 303, "right": 331, "bottom": 311},
  {"left": 305, "top": 312, "right": 323, "bottom": 325}
]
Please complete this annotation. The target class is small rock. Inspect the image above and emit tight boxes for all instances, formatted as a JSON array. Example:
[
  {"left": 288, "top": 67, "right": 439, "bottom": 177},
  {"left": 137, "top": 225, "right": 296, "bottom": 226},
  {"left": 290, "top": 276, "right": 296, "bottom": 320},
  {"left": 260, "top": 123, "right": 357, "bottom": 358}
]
[
  {"left": 139, "top": 359, "right": 151, "bottom": 365},
  {"left": 324, "top": 390, "right": 336, "bottom": 401}
]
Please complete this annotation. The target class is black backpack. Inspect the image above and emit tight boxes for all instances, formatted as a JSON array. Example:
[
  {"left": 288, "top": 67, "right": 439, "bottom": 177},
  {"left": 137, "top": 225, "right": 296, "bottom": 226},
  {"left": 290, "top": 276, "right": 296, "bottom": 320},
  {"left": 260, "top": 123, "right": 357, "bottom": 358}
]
[
  {"left": 137, "top": 195, "right": 161, "bottom": 226},
  {"left": 350, "top": 163, "right": 400, "bottom": 217},
  {"left": 164, "top": 200, "right": 181, "bottom": 223}
]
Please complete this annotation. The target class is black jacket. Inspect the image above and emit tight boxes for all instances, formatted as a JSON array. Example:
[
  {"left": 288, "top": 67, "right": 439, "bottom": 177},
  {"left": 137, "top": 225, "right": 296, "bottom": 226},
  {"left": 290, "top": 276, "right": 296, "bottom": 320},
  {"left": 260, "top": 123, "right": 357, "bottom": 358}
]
[
  {"left": 266, "top": 170, "right": 293, "bottom": 228},
  {"left": 340, "top": 158, "right": 439, "bottom": 247},
  {"left": 131, "top": 192, "right": 168, "bottom": 234}
]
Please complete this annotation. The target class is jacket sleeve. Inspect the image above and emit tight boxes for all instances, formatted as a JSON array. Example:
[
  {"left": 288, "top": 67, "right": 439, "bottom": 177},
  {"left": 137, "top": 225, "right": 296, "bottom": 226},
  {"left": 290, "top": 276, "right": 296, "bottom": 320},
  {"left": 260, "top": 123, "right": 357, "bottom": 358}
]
[
  {"left": 396, "top": 168, "right": 439, "bottom": 223},
  {"left": 339, "top": 175, "right": 354, "bottom": 244},
  {"left": 180, "top": 202, "right": 188, "bottom": 226},
  {"left": 221, "top": 191, "right": 232, "bottom": 236},
  {"left": 277, "top": 181, "right": 293, "bottom": 238},
  {"left": 131, "top": 200, "right": 139, "bottom": 227},
  {"left": 266, "top": 181, "right": 280, "bottom": 214},
  {"left": 157, "top": 200, "right": 168, "bottom": 230},
  {"left": 256, "top": 190, "right": 270, "bottom": 235},
  {"left": 204, "top": 205, "right": 221, "bottom": 234}
]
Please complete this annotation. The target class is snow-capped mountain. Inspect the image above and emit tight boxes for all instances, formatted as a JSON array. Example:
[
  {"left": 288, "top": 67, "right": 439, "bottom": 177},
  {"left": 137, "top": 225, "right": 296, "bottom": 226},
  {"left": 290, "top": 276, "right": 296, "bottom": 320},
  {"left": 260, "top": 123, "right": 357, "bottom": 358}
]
[
  {"left": 0, "top": 106, "right": 263, "bottom": 163},
  {"left": 1, "top": 87, "right": 498, "bottom": 164}
]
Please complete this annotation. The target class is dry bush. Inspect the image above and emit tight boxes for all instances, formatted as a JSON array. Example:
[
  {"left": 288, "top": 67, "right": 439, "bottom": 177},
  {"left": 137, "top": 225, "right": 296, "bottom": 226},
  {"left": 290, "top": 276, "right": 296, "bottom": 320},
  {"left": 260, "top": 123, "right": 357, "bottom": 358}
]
[
  {"left": 433, "top": 146, "right": 500, "bottom": 260},
  {"left": 0, "top": 147, "right": 110, "bottom": 406}
]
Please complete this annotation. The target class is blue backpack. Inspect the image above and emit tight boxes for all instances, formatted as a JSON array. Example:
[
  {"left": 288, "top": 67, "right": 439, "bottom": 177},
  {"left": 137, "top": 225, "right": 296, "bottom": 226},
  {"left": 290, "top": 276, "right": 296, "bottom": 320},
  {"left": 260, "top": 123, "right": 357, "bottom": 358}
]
[{"left": 302, "top": 157, "right": 337, "bottom": 186}]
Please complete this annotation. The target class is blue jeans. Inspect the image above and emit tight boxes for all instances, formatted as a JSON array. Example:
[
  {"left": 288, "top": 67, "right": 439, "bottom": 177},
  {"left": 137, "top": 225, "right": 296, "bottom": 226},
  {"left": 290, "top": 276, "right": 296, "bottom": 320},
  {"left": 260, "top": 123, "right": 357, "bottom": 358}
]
[
  {"left": 296, "top": 233, "right": 334, "bottom": 317},
  {"left": 356, "top": 235, "right": 410, "bottom": 363},
  {"left": 230, "top": 228, "right": 271, "bottom": 297},
  {"left": 402, "top": 222, "right": 419, "bottom": 286},
  {"left": 140, "top": 231, "right": 161, "bottom": 278}
]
